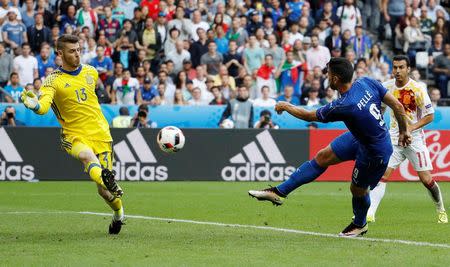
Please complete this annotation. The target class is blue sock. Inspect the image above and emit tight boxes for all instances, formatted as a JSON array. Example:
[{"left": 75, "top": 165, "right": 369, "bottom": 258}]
[
  {"left": 276, "top": 159, "right": 326, "bottom": 196},
  {"left": 352, "top": 194, "right": 371, "bottom": 227}
]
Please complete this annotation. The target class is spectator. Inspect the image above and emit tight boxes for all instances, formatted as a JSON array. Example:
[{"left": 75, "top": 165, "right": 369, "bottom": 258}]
[
  {"left": 183, "top": 59, "right": 197, "bottom": 81},
  {"left": 164, "top": 27, "right": 181, "bottom": 57},
  {"left": 200, "top": 42, "right": 223, "bottom": 76},
  {"left": 0, "top": 0, "right": 22, "bottom": 23},
  {"left": 187, "top": 87, "right": 207, "bottom": 106},
  {"left": 1, "top": 106, "right": 24, "bottom": 126},
  {"left": 383, "top": 0, "right": 406, "bottom": 48},
  {"left": 57, "top": 4, "right": 77, "bottom": 33},
  {"left": 320, "top": 87, "right": 337, "bottom": 105},
  {"left": 350, "top": 25, "right": 372, "bottom": 59},
  {"left": 429, "top": 87, "right": 443, "bottom": 108},
  {"left": 3, "top": 72, "right": 23, "bottom": 103},
  {"left": 292, "top": 39, "right": 307, "bottom": 63},
  {"left": 98, "top": 6, "right": 121, "bottom": 43},
  {"left": 154, "top": 70, "right": 176, "bottom": 102},
  {"left": 112, "top": 69, "right": 142, "bottom": 105},
  {"left": 27, "top": 13, "right": 51, "bottom": 55},
  {"left": 76, "top": 0, "right": 98, "bottom": 36},
  {"left": 32, "top": 78, "right": 41, "bottom": 97},
  {"left": 36, "top": 43, "right": 56, "bottom": 79},
  {"left": 173, "top": 88, "right": 187, "bottom": 105},
  {"left": 325, "top": 23, "right": 342, "bottom": 53},
  {"left": 119, "top": 0, "right": 138, "bottom": 20},
  {"left": 13, "top": 43, "right": 38, "bottom": 86},
  {"left": 167, "top": 6, "right": 192, "bottom": 41},
  {"left": 410, "top": 68, "right": 427, "bottom": 88},
  {"left": 368, "top": 43, "right": 390, "bottom": 77},
  {"left": 0, "top": 42, "right": 13, "bottom": 87},
  {"left": 223, "top": 40, "right": 243, "bottom": 78},
  {"left": 226, "top": 16, "right": 248, "bottom": 49},
  {"left": 373, "top": 61, "right": 391, "bottom": 83},
  {"left": 286, "top": 0, "right": 304, "bottom": 25},
  {"left": 307, "top": 122, "right": 319, "bottom": 129},
  {"left": 277, "top": 85, "right": 300, "bottom": 105},
  {"left": 190, "top": 10, "right": 209, "bottom": 42},
  {"left": 136, "top": 17, "right": 161, "bottom": 62},
  {"left": 35, "top": 0, "right": 54, "bottom": 28},
  {"left": 433, "top": 43, "right": 450, "bottom": 98},
  {"left": 336, "top": 0, "right": 362, "bottom": 36},
  {"left": 189, "top": 28, "right": 209, "bottom": 68},
  {"left": 254, "top": 109, "right": 279, "bottom": 129},
  {"left": 130, "top": 104, "right": 158, "bottom": 128},
  {"left": 209, "top": 86, "right": 228, "bottom": 105},
  {"left": 306, "top": 35, "right": 331, "bottom": 71},
  {"left": 265, "top": 33, "right": 285, "bottom": 70},
  {"left": 112, "top": 36, "right": 136, "bottom": 70},
  {"left": 246, "top": 10, "right": 263, "bottom": 35},
  {"left": 2, "top": 11, "right": 27, "bottom": 49},
  {"left": 419, "top": 5, "right": 433, "bottom": 37},
  {"left": 166, "top": 40, "right": 191, "bottom": 74},
  {"left": 156, "top": 83, "right": 170, "bottom": 105},
  {"left": 253, "top": 85, "right": 277, "bottom": 107},
  {"left": 219, "top": 86, "right": 253, "bottom": 129},
  {"left": 301, "top": 87, "right": 321, "bottom": 107},
  {"left": 243, "top": 35, "right": 265, "bottom": 75},
  {"left": 427, "top": 0, "right": 449, "bottom": 23},
  {"left": 256, "top": 54, "right": 280, "bottom": 98},
  {"left": 90, "top": 45, "right": 113, "bottom": 83},
  {"left": 214, "top": 25, "right": 229, "bottom": 55},
  {"left": 429, "top": 33, "right": 444, "bottom": 65},
  {"left": 404, "top": 16, "right": 428, "bottom": 65},
  {"left": 212, "top": 65, "right": 236, "bottom": 99},
  {"left": 433, "top": 17, "right": 449, "bottom": 44},
  {"left": 21, "top": 0, "right": 35, "bottom": 29},
  {"left": 278, "top": 50, "right": 303, "bottom": 96},
  {"left": 315, "top": 0, "right": 338, "bottom": 27},
  {"left": 81, "top": 37, "right": 97, "bottom": 64}
]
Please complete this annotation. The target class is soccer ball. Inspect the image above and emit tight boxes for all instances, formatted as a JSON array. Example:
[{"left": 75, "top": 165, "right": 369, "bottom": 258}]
[
  {"left": 157, "top": 126, "right": 185, "bottom": 153},
  {"left": 221, "top": 119, "right": 235, "bottom": 129}
]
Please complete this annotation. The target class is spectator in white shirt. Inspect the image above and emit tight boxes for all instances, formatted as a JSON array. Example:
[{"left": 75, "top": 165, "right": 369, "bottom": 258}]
[
  {"left": 13, "top": 43, "right": 38, "bottom": 86},
  {"left": 306, "top": 35, "right": 331, "bottom": 71},
  {"left": 187, "top": 87, "right": 208, "bottom": 106},
  {"left": 112, "top": 69, "right": 142, "bottom": 105},
  {"left": 166, "top": 40, "right": 191, "bottom": 74},
  {"left": 253, "top": 85, "right": 277, "bottom": 107}
]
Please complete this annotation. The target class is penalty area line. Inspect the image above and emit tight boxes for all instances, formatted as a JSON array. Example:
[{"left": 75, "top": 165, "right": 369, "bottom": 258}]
[{"left": 78, "top": 211, "right": 450, "bottom": 249}]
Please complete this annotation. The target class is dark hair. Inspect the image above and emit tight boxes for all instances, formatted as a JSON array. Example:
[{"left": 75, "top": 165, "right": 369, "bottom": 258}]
[
  {"left": 327, "top": 57, "right": 354, "bottom": 83},
  {"left": 10, "top": 72, "right": 18, "bottom": 78},
  {"left": 392, "top": 55, "right": 410, "bottom": 67},
  {"left": 56, "top": 34, "right": 79, "bottom": 51},
  {"left": 260, "top": 109, "right": 272, "bottom": 117},
  {"left": 21, "top": 42, "right": 30, "bottom": 48}
]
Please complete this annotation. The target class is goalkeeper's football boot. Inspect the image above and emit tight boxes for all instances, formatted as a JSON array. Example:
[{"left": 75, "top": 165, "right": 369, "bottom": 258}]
[
  {"left": 101, "top": 169, "right": 124, "bottom": 197},
  {"left": 339, "top": 222, "right": 368, "bottom": 237},
  {"left": 248, "top": 186, "right": 285, "bottom": 206},
  {"left": 109, "top": 218, "right": 125, "bottom": 235},
  {"left": 437, "top": 210, "right": 448, "bottom": 224}
]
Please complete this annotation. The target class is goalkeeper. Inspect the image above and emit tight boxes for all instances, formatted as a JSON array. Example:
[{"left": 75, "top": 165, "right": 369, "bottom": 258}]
[{"left": 21, "top": 34, "right": 125, "bottom": 235}]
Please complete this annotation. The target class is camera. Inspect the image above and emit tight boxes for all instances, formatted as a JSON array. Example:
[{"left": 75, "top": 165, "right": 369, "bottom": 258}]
[
  {"left": 263, "top": 114, "right": 271, "bottom": 123},
  {"left": 137, "top": 110, "right": 147, "bottom": 118}
]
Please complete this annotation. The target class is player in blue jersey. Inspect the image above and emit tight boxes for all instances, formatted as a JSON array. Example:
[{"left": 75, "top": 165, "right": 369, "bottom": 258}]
[{"left": 248, "top": 58, "right": 411, "bottom": 237}]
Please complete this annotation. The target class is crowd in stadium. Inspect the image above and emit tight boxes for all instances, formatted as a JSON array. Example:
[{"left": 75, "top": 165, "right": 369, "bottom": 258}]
[{"left": 0, "top": 0, "right": 449, "bottom": 127}]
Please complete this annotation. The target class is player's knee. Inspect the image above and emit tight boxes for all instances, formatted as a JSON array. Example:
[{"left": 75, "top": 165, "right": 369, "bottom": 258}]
[
  {"left": 78, "top": 150, "right": 97, "bottom": 165},
  {"left": 350, "top": 183, "right": 369, "bottom": 197},
  {"left": 315, "top": 148, "right": 334, "bottom": 167},
  {"left": 417, "top": 171, "right": 432, "bottom": 185}
]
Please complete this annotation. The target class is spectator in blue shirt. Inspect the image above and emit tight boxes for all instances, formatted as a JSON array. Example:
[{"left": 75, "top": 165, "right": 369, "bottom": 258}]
[
  {"left": 36, "top": 43, "right": 56, "bottom": 78},
  {"left": 2, "top": 11, "right": 27, "bottom": 49},
  {"left": 3, "top": 72, "right": 24, "bottom": 103},
  {"left": 141, "top": 77, "right": 160, "bottom": 105},
  {"left": 90, "top": 45, "right": 114, "bottom": 83},
  {"left": 214, "top": 25, "right": 229, "bottom": 55},
  {"left": 277, "top": 85, "right": 300, "bottom": 105}
]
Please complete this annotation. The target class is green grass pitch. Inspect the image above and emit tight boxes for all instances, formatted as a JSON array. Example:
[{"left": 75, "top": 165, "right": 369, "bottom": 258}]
[{"left": 1, "top": 181, "right": 450, "bottom": 266}]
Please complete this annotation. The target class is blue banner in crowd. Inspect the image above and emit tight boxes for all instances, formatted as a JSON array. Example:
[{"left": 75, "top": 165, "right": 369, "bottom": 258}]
[{"left": 1, "top": 103, "right": 450, "bottom": 129}]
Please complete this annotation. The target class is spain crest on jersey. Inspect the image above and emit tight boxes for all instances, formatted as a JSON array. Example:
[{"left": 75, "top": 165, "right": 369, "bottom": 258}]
[{"left": 86, "top": 74, "right": 94, "bottom": 85}]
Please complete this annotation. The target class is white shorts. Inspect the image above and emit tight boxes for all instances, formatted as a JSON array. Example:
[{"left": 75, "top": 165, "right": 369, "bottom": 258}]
[{"left": 388, "top": 142, "right": 433, "bottom": 171}]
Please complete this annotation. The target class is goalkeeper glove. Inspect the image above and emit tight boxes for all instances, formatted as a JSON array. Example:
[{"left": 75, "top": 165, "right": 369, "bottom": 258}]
[{"left": 21, "top": 90, "right": 40, "bottom": 111}]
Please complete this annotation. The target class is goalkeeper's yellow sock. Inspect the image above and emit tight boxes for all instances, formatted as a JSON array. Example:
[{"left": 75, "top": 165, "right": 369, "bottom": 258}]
[
  {"left": 86, "top": 162, "right": 105, "bottom": 187},
  {"left": 106, "top": 196, "right": 124, "bottom": 221}
]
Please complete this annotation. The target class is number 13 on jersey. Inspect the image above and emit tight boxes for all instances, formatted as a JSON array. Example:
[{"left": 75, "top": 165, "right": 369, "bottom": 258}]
[{"left": 75, "top": 88, "right": 87, "bottom": 102}]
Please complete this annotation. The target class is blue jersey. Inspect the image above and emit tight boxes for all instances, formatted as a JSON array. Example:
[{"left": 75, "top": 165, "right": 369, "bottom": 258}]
[{"left": 316, "top": 77, "right": 391, "bottom": 156}]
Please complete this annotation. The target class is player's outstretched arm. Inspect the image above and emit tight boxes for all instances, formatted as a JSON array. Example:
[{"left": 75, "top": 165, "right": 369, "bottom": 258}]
[
  {"left": 410, "top": 113, "right": 434, "bottom": 132},
  {"left": 275, "top": 101, "right": 318, "bottom": 122},
  {"left": 382, "top": 92, "right": 411, "bottom": 146},
  {"left": 20, "top": 88, "right": 54, "bottom": 115}
]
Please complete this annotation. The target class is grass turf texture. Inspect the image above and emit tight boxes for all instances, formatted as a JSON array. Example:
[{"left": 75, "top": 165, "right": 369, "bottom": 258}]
[{"left": 1, "top": 181, "right": 449, "bottom": 266}]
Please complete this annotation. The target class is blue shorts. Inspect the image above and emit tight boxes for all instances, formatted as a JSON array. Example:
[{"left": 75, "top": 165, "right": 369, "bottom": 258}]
[{"left": 330, "top": 132, "right": 392, "bottom": 190}]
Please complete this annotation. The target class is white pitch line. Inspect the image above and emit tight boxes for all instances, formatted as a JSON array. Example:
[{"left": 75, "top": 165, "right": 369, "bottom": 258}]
[
  {"left": 2, "top": 211, "right": 450, "bottom": 249},
  {"left": 79, "top": 211, "right": 450, "bottom": 249}
]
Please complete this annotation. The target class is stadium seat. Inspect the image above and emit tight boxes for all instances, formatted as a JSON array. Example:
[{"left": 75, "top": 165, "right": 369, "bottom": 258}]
[{"left": 415, "top": 51, "right": 429, "bottom": 81}]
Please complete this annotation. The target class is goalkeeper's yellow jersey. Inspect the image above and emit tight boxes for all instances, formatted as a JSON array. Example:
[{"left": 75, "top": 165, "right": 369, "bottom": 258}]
[{"left": 36, "top": 64, "right": 112, "bottom": 142}]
